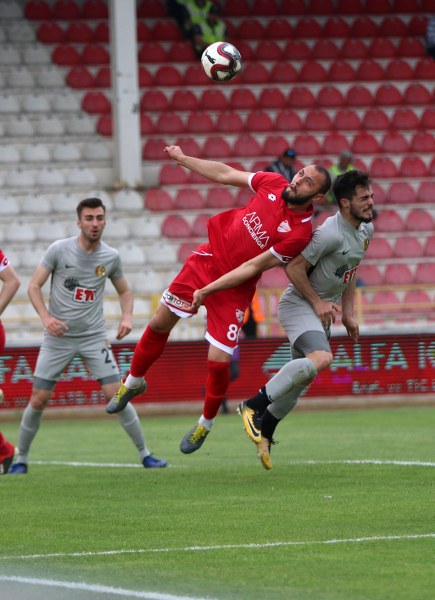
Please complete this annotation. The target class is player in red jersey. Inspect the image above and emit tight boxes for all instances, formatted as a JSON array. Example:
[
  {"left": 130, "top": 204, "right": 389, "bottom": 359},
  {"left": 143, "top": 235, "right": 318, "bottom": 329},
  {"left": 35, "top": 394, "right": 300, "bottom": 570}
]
[
  {"left": 0, "top": 248, "right": 20, "bottom": 474},
  {"left": 106, "top": 145, "right": 331, "bottom": 454}
]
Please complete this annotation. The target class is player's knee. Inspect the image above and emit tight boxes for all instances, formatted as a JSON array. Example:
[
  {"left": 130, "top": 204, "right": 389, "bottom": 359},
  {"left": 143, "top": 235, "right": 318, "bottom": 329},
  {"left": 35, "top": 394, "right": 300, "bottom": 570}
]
[
  {"left": 309, "top": 350, "right": 333, "bottom": 372},
  {"left": 30, "top": 390, "right": 51, "bottom": 410}
]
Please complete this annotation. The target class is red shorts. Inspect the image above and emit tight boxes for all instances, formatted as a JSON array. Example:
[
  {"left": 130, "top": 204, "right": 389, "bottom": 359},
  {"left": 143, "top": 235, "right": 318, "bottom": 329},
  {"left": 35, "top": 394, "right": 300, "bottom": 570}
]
[{"left": 162, "top": 245, "right": 256, "bottom": 353}]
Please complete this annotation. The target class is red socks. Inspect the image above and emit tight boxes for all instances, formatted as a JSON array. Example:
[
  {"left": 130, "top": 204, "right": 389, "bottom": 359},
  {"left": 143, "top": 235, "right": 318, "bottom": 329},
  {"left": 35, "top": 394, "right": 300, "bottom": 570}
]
[
  {"left": 130, "top": 326, "right": 170, "bottom": 378},
  {"left": 203, "top": 360, "right": 230, "bottom": 420}
]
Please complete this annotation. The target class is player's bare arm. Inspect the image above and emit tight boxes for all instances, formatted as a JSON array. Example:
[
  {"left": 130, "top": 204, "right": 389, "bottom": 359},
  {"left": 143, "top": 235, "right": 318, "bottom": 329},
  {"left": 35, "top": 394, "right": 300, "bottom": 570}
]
[
  {"left": 28, "top": 264, "right": 68, "bottom": 336},
  {"left": 286, "top": 254, "right": 340, "bottom": 327},
  {"left": 164, "top": 145, "right": 252, "bottom": 188},
  {"left": 341, "top": 277, "right": 359, "bottom": 341},
  {"left": 0, "top": 264, "right": 20, "bottom": 315},
  {"left": 111, "top": 276, "right": 133, "bottom": 340},
  {"left": 191, "top": 251, "right": 282, "bottom": 310}
]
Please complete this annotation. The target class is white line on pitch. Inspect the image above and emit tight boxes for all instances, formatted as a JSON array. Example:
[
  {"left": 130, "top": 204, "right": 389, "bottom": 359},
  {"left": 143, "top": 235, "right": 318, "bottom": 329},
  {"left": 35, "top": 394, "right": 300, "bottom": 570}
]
[
  {"left": 2, "top": 533, "right": 434, "bottom": 561},
  {"left": 0, "top": 576, "right": 214, "bottom": 600}
]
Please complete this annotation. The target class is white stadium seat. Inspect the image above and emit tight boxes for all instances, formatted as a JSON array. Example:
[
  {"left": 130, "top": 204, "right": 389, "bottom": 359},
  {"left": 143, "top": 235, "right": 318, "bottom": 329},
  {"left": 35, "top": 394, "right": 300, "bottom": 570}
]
[
  {"left": 86, "top": 189, "right": 113, "bottom": 208},
  {"left": 0, "top": 94, "right": 20, "bottom": 113},
  {"left": 131, "top": 269, "right": 164, "bottom": 294},
  {"left": 19, "top": 247, "right": 45, "bottom": 269},
  {"left": 146, "top": 242, "right": 177, "bottom": 266},
  {"left": 22, "top": 193, "right": 51, "bottom": 214},
  {"left": 130, "top": 216, "right": 160, "bottom": 239},
  {"left": 0, "top": 26, "right": 6, "bottom": 43},
  {"left": 0, "top": 1, "right": 22, "bottom": 19},
  {"left": 4, "top": 168, "right": 35, "bottom": 188},
  {"left": 6, "top": 116, "right": 35, "bottom": 137},
  {"left": 0, "top": 44, "right": 20, "bottom": 64},
  {"left": 8, "top": 22, "right": 35, "bottom": 43},
  {"left": 51, "top": 191, "right": 80, "bottom": 213},
  {"left": 22, "top": 44, "right": 51, "bottom": 65},
  {"left": 52, "top": 142, "right": 81, "bottom": 162},
  {"left": 113, "top": 189, "right": 143, "bottom": 210},
  {"left": 36, "top": 219, "right": 67, "bottom": 242},
  {"left": 51, "top": 92, "right": 81, "bottom": 113},
  {"left": 35, "top": 167, "right": 65, "bottom": 187},
  {"left": 82, "top": 142, "right": 112, "bottom": 162},
  {"left": 7, "top": 66, "right": 35, "bottom": 88},
  {"left": 103, "top": 217, "right": 130, "bottom": 240},
  {"left": 118, "top": 242, "right": 146, "bottom": 266},
  {"left": 0, "top": 144, "right": 20, "bottom": 163},
  {"left": 65, "top": 113, "right": 95, "bottom": 135},
  {"left": 35, "top": 115, "right": 65, "bottom": 136},
  {"left": 21, "top": 143, "right": 51, "bottom": 163},
  {"left": 0, "top": 194, "right": 20, "bottom": 215},
  {"left": 66, "top": 167, "right": 97, "bottom": 186},
  {"left": 22, "top": 93, "right": 51, "bottom": 113},
  {"left": 36, "top": 66, "right": 65, "bottom": 88},
  {"left": 4, "top": 220, "right": 37, "bottom": 242}
]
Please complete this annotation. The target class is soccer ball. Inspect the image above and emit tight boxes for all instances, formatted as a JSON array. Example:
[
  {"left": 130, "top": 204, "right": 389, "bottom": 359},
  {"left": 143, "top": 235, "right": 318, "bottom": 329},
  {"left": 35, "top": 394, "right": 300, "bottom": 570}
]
[{"left": 201, "top": 42, "right": 242, "bottom": 82}]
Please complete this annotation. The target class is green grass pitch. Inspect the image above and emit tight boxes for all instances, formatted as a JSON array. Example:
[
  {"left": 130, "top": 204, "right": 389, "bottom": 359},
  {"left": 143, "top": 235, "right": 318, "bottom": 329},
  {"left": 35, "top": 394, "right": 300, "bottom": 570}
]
[{"left": 1, "top": 406, "right": 434, "bottom": 600}]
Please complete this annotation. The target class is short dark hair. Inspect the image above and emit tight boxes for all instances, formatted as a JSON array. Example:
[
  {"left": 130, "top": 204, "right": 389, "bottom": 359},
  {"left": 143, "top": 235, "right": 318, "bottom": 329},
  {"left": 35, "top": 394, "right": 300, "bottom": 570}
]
[
  {"left": 76, "top": 197, "right": 106, "bottom": 218},
  {"left": 333, "top": 170, "right": 370, "bottom": 208},
  {"left": 313, "top": 165, "right": 332, "bottom": 196}
]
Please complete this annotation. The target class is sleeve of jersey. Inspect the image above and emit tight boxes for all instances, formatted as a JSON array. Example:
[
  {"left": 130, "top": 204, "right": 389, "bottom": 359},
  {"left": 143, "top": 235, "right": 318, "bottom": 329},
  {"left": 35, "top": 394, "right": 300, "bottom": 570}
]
[
  {"left": 250, "top": 170, "right": 286, "bottom": 192},
  {"left": 110, "top": 252, "right": 124, "bottom": 280},
  {"left": 40, "top": 241, "right": 59, "bottom": 272},
  {"left": 270, "top": 226, "right": 313, "bottom": 264},
  {"left": 0, "top": 250, "right": 9, "bottom": 272},
  {"left": 301, "top": 225, "right": 340, "bottom": 265}
]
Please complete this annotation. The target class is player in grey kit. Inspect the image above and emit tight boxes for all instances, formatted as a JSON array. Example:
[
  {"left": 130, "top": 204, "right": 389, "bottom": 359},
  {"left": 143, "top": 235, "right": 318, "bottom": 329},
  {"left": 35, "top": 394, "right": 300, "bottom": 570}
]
[
  {"left": 191, "top": 170, "right": 375, "bottom": 469},
  {"left": 9, "top": 198, "right": 166, "bottom": 474}
]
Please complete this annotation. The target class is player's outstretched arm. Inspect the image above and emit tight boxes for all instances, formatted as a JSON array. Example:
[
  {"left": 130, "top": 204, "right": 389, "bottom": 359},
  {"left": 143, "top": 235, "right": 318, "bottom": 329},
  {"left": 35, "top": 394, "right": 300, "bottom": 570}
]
[
  {"left": 191, "top": 251, "right": 281, "bottom": 310},
  {"left": 164, "top": 145, "right": 251, "bottom": 188}
]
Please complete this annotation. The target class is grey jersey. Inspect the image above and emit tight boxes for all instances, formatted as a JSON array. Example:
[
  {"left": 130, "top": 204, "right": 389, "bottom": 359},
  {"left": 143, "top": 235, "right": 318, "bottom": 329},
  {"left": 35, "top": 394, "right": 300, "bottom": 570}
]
[
  {"left": 283, "top": 211, "right": 374, "bottom": 304},
  {"left": 41, "top": 237, "right": 123, "bottom": 337}
]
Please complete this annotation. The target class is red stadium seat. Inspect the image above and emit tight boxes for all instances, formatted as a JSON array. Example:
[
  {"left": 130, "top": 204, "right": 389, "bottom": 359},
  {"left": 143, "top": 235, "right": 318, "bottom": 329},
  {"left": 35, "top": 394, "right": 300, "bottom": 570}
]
[
  {"left": 37, "top": 23, "right": 65, "bottom": 44},
  {"left": 137, "top": 0, "right": 167, "bottom": 16},
  {"left": 323, "top": 17, "right": 351, "bottom": 38},
  {"left": 81, "top": 44, "right": 110, "bottom": 65},
  {"left": 362, "top": 109, "right": 390, "bottom": 131},
  {"left": 241, "top": 62, "right": 269, "bottom": 84},
  {"left": 161, "top": 215, "right": 191, "bottom": 239},
  {"left": 350, "top": 17, "right": 378, "bottom": 38},
  {"left": 368, "top": 38, "right": 396, "bottom": 59},
  {"left": 274, "top": 110, "right": 303, "bottom": 132},
  {"left": 317, "top": 86, "right": 344, "bottom": 108},
  {"left": 309, "top": 0, "right": 334, "bottom": 14},
  {"left": 258, "top": 88, "right": 287, "bottom": 110},
  {"left": 171, "top": 90, "right": 198, "bottom": 112},
  {"left": 430, "top": 157, "right": 435, "bottom": 177},
  {"left": 281, "top": 0, "right": 306, "bottom": 13},
  {"left": 174, "top": 189, "right": 205, "bottom": 210},
  {"left": 65, "top": 22, "right": 94, "bottom": 43},
  {"left": 258, "top": 267, "right": 289, "bottom": 289},
  {"left": 406, "top": 208, "right": 434, "bottom": 231},
  {"left": 304, "top": 109, "right": 332, "bottom": 131},
  {"left": 203, "top": 136, "right": 232, "bottom": 158},
  {"left": 311, "top": 39, "right": 340, "bottom": 60},
  {"left": 282, "top": 40, "right": 311, "bottom": 60},
  {"left": 81, "top": 91, "right": 111, "bottom": 114},
  {"left": 218, "top": 0, "right": 249, "bottom": 15},
  {"left": 269, "top": 62, "right": 298, "bottom": 84},
  {"left": 66, "top": 66, "right": 94, "bottom": 89},
  {"left": 371, "top": 183, "right": 386, "bottom": 204},
  {"left": 356, "top": 264, "right": 383, "bottom": 286},
  {"left": 365, "top": 237, "right": 393, "bottom": 259},
  {"left": 417, "top": 182, "right": 435, "bottom": 204},
  {"left": 236, "top": 18, "right": 266, "bottom": 40},
  {"left": 140, "top": 90, "right": 170, "bottom": 112},
  {"left": 144, "top": 189, "right": 173, "bottom": 211},
  {"left": 233, "top": 40, "right": 255, "bottom": 61},
  {"left": 403, "top": 290, "right": 432, "bottom": 314},
  {"left": 420, "top": 108, "right": 435, "bottom": 129},
  {"left": 332, "top": 110, "right": 361, "bottom": 131},
  {"left": 399, "top": 157, "right": 428, "bottom": 177},
  {"left": 151, "top": 20, "right": 182, "bottom": 42},
  {"left": 140, "top": 113, "right": 155, "bottom": 135},
  {"left": 178, "top": 242, "right": 197, "bottom": 263},
  {"left": 391, "top": 108, "right": 419, "bottom": 130},
  {"left": 415, "top": 58, "right": 435, "bottom": 81},
  {"left": 336, "top": 0, "right": 363, "bottom": 13},
  {"left": 94, "top": 22, "right": 109, "bottom": 43},
  {"left": 138, "top": 42, "right": 168, "bottom": 63},
  {"left": 397, "top": 38, "right": 425, "bottom": 58},
  {"left": 414, "top": 263, "right": 435, "bottom": 284},
  {"left": 82, "top": 0, "right": 108, "bottom": 19},
  {"left": 52, "top": 44, "right": 81, "bottom": 66},
  {"left": 293, "top": 134, "right": 321, "bottom": 155},
  {"left": 379, "top": 16, "right": 407, "bottom": 37},
  {"left": 410, "top": 132, "right": 435, "bottom": 154},
  {"left": 384, "top": 59, "right": 414, "bottom": 81},
  {"left": 351, "top": 132, "right": 380, "bottom": 154},
  {"left": 215, "top": 110, "right": 244, "bottom": 134},
  {"left": 155, "top": 113, "right": 185, "bottom": 135},
  {"left": 142, "top": 138, "right": 169, "bottom": 161},
  {"left": 186, "top": 111, "right": 214, "bottom": 134},
  {"left": 383, "top": 264, "right": 414, "bottom": 285},
  {"left": 252, "top": 0, "right": 280, "bottom": 15},
  {"left": 154, "top": 65, "right": 183, "bottom": 87},
  {"left": 407, "top": 16, "right": 429, "bottom": 36},
  {"left": 255, "top": 40, "right": 282, "bottom": 61},
  {"left": 293, "top": 17, "right": 323, "bottom": 38},
  {"left": 322, "top": 131, "right": 350, "bottom": 154},
  {"left": 245, "top": 110, "right": 274, "bottom": 132},
  {"left": 340, "top": 39, "right": 367, "bottom": 60},
  {"left": 370, "top": 158, "right": 398, "bottom": 179},
  {"left": 264, "top": 18, "right": 293, "bottom": 40},
  {"left": 191, "top": 214, "right": 212, "bottom": 237},
  {"left": 374, "top": 84, "right": 403, "bottom": 106},
  {"left": 392, "top": 236, "right": 422, "bottom": 258},
  {"left": 136, "top": 21, "right": 151, "bottom": 42},
  {"left": 345, "top": 85, "right": 374, "bottom": 107},
  {"left": 167, "top": 41, "right": 196, "bottom": 63},
  {"left": 299, "top": 60, "right": 328, "bottom": 83},
  {"left": 262, "top": 135, "right": 292, "bottom": 157},
  {"left": 207, "top": 188, "right": 237, "bottom": 209},
  {"left": 234, "top": 134, "right": 262, "bottom": 157},
  {"left": 381, "top": 132, "right": 409, "bottom": 154},
  {"left": 364, "top": 0, "right": 390, "bottom": 13},
  {"left": 386, "top": 182, "right": 416, "bottom": 205},
  {"left": 327, "top": 60, "right": 356, "bottom": 83},
  {"left": 175, "top": 137, "right": 202, "bottom": 158},
  {"left": 393, "top": 0, "right": 420, "bottom": 12},
  {"left": 53, "top": 0, "right": 80, "bottom": 20},
  {"left": 230, "top": 88, "right": 257, "bottom": 110},
  {"left": 201, "top": 89, "right": 228, "bottom": 111},
  {"left": 288, "top": 86, "right": 316, "bottom": 108},
  {"left": 96, "top": 114, "right": 112, "bottom": 136},
  {"left": 423, "top": 236, "right": 435, "bottom": 256},
  {"left": 159, "top": 164, "right": 188, "bottom": 186},
  {"left": 403, "top": 84, "right": 432, "bottom": 105},
  {"left": 25, "top": 0, "right": 53, "bottom": 20}
]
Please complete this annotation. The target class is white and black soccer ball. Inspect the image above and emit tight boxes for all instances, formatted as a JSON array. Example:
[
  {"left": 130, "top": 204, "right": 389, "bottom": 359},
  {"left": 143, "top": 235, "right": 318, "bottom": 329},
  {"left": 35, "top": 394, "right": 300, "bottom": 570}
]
[{"left": 201, "top": 41, "right": 242, "bottom": 82}]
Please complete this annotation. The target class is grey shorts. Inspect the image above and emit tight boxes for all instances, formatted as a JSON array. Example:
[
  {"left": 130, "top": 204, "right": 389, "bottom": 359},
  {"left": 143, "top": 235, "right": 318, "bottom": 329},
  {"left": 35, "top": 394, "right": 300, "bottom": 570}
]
[
  {"left": 278, "top": 289, "right": 331, "bottom": 355},
  {"left": 33, "top": 333, "right": 120, "bottom": 390}
]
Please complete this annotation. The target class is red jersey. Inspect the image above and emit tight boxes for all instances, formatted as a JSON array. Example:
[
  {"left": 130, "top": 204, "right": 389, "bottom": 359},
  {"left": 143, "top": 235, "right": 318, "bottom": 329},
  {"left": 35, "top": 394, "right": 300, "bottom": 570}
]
[
  {"left": 207, "top": 171, "right": 313, "bottom": 277},
  {"left": 0, "top": 248, "right": 9, "bottom": 272}
]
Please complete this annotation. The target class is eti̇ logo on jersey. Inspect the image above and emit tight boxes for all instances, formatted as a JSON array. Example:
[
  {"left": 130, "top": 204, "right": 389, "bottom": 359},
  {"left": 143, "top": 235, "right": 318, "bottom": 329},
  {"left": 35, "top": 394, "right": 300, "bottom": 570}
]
[
  {"left": 73, "top": 287, "right": 96, "bottom": 302},
  {"left": 95, "top": 265, "right": 106, "bottom": 277}
]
